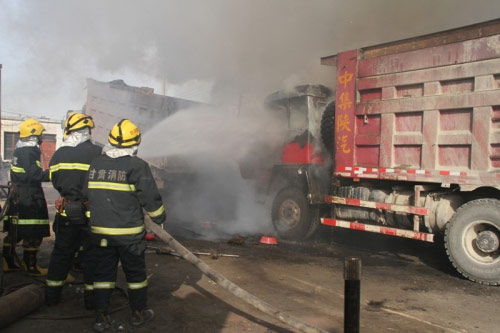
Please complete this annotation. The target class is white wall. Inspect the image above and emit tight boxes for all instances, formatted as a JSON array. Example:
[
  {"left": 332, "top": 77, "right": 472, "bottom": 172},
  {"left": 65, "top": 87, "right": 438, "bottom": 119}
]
[{"left": 1, "top": 116, "right": 62, "bottom": 161}]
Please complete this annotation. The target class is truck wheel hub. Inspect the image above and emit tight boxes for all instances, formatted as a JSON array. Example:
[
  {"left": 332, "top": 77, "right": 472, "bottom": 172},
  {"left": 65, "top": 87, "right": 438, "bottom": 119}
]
[
  {"left": 279, "top": 200, "right": 300, "bottom": 226},
  {"left": 475, "top": 230, "right": 499, "bottom": 253}
]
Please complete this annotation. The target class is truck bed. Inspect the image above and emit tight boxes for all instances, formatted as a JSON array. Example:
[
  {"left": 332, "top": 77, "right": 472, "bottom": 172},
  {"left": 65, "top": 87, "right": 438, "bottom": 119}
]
[{"left": 322, "top": 19, "right": 500, "bottom": 188}]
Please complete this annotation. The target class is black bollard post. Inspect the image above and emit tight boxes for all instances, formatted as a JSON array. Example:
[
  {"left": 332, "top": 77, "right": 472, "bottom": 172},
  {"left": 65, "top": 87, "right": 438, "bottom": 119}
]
[{"left": 344, "top": 257, "right": 361, "bottom": 333}]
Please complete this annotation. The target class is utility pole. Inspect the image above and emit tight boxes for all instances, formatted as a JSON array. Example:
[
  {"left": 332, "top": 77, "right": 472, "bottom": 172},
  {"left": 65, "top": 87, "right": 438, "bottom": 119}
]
[{"left": 0, "top": 64, "right": 3, "bottom": 161}]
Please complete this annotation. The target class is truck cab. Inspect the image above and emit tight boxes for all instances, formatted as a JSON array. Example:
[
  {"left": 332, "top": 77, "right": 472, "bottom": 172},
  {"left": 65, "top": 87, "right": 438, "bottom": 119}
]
[
  {"left": 261, "top": 84, "right": 334, "bottom": 240},
  {"left": 265, "top": 84, "right": 332, "bottom": 163}
]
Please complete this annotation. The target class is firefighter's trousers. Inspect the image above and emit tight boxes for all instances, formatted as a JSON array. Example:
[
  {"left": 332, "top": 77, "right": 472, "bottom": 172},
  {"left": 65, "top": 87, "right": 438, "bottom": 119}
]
[
  {"left": 46, "top": 214, "right": 95, "bottom": 301},
  {"left": 92, "top": 241, "right": 148, "bottom": 313},
  {"left": 3, "top": 235, "right": 42, "bottom": 248}
]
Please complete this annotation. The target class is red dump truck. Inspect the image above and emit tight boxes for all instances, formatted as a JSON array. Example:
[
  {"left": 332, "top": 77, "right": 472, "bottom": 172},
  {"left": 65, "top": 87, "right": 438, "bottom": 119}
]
[{"left": 266, "top": 19, "right": 500, "bottom": 285}]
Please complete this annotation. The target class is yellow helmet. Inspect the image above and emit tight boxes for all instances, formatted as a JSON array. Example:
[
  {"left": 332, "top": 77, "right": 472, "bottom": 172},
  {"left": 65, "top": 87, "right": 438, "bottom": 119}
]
[
  {"left": 108, "top": 119, "right": 141, "bottom": 147},
  {"left": 19, "top": 118, "right": 45, "bottom": 138},
  {"left": 64, "top": 112, "right": 94, "bottom": 139}
]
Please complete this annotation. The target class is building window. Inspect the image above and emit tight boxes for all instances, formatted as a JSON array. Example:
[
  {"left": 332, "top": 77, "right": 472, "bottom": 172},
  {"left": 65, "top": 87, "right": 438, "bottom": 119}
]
[
  {"left": 3, "top": 132, "right": 56, "bottom": 160},
  {"left": 42, "top": 134, "right": 56, "bottom": 143},
  {"left": 4, "top": 131, "right": 19, "bottom": 160}
]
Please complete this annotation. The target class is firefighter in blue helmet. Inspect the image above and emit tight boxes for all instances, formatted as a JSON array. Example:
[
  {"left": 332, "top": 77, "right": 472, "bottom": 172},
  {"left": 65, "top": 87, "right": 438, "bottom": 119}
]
[
  {"left": 85, "top": 119, "right": 166, "bottom": 331},
  {"left": 2, "top": 118, "right": 50, "bottom": 276},
  {"left": 45, "top": 112, "right": 102, "bottom": 308}
]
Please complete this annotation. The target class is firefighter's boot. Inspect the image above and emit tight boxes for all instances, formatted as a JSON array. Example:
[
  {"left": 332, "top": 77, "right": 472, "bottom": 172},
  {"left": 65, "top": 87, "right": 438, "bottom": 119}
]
[
  {"left": 2, "top": 243, "right": 21, "bottom": 272},
  {"left": 93, "top": 312, "right": 113, "bottom": 332},
  {"left": 131, "top": 309, "right": 154, "bottom": 326},
  {"left": 23, "top": 248, "right": 48, "bottom": 276}
]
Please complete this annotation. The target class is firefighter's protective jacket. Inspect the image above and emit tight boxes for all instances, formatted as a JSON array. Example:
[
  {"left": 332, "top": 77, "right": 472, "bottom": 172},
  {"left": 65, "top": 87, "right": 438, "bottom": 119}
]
[
  {"left": 8, "top": 145, "right": 50, "bottom": 238},
  {"left": 49, "top": 140, "right": 102, "bottom": 202},
  {"left": 86, "top": 154, "right": 166, "bottom": 246}
]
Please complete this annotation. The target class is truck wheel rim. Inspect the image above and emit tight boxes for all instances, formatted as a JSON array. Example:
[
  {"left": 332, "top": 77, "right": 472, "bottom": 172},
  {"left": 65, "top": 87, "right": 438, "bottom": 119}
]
[
  {"left": 278, "top": 199, "right": 301, "bottom": 228},
  {"left": 462, "top": 220, "right": 500, "bottom": 264}
]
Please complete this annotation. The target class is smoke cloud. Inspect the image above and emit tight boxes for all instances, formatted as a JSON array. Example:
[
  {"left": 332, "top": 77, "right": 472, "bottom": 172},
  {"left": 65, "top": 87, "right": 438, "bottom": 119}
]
[
  {"left": 1, "top": 0, "right": 499, "bottom": 118},
  {"left": 140, "top": 105, "right": 285, "bottom": 161},
  {"left": 139, "top": 104, "right": 287, "bottom": 239}
]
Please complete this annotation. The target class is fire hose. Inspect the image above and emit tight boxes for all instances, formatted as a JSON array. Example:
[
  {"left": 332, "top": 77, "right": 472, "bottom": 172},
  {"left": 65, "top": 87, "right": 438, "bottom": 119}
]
[{"left": 145, "top": 218, "right": 329, "bottom": 333}]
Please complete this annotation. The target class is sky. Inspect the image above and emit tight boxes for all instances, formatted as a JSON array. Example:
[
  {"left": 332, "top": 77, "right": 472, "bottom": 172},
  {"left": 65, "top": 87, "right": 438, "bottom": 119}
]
[{"left": 0, "top": 0, "right": 499, "bottom": 121}]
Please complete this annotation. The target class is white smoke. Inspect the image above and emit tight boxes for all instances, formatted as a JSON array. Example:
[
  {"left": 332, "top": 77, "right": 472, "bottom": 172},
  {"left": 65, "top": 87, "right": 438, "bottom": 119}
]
[
  {"left": 1, "top": 0, "right": 499, "bottom": 118},
  {"left": 140, "top": 106, "right": 285, "bottom": 161},
  {"left": 139, "top": 104, "right": 287, "bottom": 239}
]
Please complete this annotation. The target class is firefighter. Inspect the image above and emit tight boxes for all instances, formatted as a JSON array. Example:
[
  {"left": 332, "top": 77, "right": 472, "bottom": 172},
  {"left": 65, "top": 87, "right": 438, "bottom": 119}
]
[
  {"left": 86, "top": 119, "right": 166, "bottom": 330},
  {"left": 2, "top": 118, "right": 50, "bottom": 276},
  {"left": 45, "top": 112, "right": 102, "bottom": 307}
]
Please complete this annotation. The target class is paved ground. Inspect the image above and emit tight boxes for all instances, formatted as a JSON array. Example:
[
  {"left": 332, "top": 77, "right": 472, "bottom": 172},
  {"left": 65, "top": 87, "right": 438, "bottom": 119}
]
[{"left": 2, "top": 185, "right": 499, "bottom": 332}]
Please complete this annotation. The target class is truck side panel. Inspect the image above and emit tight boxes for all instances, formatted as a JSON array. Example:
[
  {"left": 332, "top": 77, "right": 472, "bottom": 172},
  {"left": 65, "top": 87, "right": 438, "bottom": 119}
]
[
  {"left": 358, "top": 34, "right": 500, "bottom": 76},
  {"left": 335, "top": 24, "right": 500, "bottom": 187}
]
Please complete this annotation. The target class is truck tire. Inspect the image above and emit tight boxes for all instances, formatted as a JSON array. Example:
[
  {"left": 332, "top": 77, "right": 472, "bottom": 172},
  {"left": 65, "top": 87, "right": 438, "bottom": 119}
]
[
  {"left": 272, "top": 187, "right": 316, "bottom": 240},
  {"left": 444, "top": 199, "right": 500, "bottom": 285},
  {"left": 304, "top": 206, "right": 321, "bottom": 239},
  {"left": 320, "top": 102, "right": 335, "bottom": 154}
]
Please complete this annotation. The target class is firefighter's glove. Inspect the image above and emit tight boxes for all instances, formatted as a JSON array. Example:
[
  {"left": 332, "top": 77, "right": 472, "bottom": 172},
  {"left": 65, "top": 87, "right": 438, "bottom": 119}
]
[
  {"left": 152, "top": 211, "right": 166, "bottom": 225},
  {"left": 55, "top": 197, "right": 66, "bottom": 214}
]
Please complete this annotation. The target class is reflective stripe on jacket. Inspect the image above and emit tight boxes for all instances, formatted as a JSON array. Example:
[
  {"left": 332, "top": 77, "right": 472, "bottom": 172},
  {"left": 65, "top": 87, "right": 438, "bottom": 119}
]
[
  {"left": 86, "top": 154, "right": 165, "bottom": 246},
  {"left": 12, "top": 218, "right": 49, "bottom": 225},
  {"left": 49, "top": 140, "right": 102, "bottom": 203}
]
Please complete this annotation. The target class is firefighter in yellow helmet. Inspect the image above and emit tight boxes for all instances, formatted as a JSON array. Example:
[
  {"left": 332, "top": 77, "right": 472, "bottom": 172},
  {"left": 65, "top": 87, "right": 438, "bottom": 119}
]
[
  {"left": 45, "top": 112, "right": 102, "bottom": 308},
  {"left": 2, "top": 118, "right": 50, "bottom": 276},
  {"left": 85, "top": 119, "right": 166, "bottom": 330}
]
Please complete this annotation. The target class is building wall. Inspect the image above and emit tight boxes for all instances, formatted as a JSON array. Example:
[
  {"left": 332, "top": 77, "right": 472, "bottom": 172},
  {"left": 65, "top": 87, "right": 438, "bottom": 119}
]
[{"left": 85, "top": 79, "right": 204, "bottom": 146}]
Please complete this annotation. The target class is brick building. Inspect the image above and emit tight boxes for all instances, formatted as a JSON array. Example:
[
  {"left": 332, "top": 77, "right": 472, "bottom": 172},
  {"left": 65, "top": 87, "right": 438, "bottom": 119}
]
[{"left": 1, "top": 116, "right": 62, "bottom": 169}]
